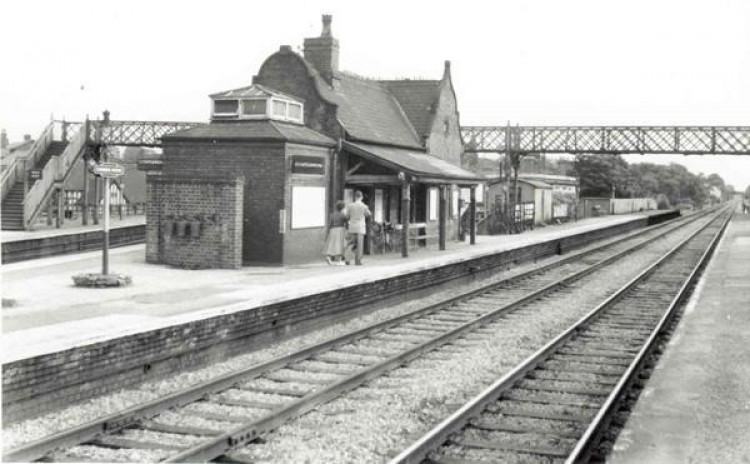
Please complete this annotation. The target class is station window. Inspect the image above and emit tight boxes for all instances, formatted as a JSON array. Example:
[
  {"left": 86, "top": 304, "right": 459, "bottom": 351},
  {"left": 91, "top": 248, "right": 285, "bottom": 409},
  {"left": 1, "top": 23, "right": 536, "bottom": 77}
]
[
  {"left": 288, "top": 103, "right": 302, "bottom": 121},
  {"left": 214, "top": 99, "right": 239, "bottom": 115},
  {"left": 272, "top": 100, "right": 287, "bottom": 118},
  {"left": 243, "top": 99, "right": 267, "bottom": 116}
]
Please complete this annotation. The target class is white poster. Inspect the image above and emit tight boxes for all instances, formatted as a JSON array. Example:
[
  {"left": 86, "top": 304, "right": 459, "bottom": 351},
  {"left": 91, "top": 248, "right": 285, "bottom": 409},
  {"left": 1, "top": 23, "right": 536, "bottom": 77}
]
[
  {"left": 291, "top": 186, "right": 326, "bottom": 229},
  {"left": 428, "top": 187, "right": 438, "bottom": 221},
  {"left": 374, "top": 189, "right": 384, "bottom": 223},
  {"left": 452, "top": 189, "right": 459, "bottom": 217}
]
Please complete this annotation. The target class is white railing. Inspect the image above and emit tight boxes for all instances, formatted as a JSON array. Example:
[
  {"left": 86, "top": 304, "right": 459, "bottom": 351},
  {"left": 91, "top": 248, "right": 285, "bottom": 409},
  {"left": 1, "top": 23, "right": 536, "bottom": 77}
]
[
  {"left": 23, "top": 123, "right": 87, "bottom": 228},
  {"left": 56, "top": 123, "right": 87, "bottom": 181},
  {"left": 24, "top": 157, "right": 59, "bottom": 227},
  {"left": 1, "top": 121, "right": 55, "bottom": 202}
]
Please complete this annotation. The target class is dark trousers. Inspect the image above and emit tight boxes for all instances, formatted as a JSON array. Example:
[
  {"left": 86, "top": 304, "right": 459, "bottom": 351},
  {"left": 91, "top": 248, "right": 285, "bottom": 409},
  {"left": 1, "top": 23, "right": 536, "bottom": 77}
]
[{"left": 348, "top": 233, "right": 365, "bottom": 264}]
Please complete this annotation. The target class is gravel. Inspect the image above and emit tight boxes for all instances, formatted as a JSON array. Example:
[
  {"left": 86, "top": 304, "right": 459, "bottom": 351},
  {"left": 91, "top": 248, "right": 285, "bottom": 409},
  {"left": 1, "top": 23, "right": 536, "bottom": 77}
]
[{"left": 150, "top": 410, "right": 233, "bottom": 431}]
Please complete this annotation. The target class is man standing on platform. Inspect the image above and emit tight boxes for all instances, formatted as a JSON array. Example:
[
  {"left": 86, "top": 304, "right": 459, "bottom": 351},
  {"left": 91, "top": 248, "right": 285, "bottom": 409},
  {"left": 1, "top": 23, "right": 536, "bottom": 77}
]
[{"left": 346, "top": 190, "right": 371, "bottom": 265}]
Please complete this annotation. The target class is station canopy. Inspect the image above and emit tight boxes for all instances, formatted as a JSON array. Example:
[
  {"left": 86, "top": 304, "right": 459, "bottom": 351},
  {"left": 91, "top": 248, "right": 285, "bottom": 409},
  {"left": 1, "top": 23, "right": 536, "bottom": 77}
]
[{"left": 344, "top": 141, "right": 484, "bottom": 185}]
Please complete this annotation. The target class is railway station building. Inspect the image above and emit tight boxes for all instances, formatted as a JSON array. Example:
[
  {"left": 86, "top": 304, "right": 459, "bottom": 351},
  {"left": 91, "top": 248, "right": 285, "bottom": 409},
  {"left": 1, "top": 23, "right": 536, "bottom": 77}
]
[{"left": 144, "top": 15, "right": 482, "bottom": 269}]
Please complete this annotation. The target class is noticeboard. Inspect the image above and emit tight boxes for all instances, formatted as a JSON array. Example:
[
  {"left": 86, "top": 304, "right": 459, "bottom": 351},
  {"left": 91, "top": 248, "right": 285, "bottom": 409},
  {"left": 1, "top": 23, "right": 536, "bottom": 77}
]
[{"left": 291, "top": 155, "right": 325, "bottom": 175}]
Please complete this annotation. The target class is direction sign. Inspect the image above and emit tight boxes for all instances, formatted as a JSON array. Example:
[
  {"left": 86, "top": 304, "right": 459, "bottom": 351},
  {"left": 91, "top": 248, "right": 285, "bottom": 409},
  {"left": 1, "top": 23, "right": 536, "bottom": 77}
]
[{"left": 93, "top": 162, "right": 125, "bottom": 178}]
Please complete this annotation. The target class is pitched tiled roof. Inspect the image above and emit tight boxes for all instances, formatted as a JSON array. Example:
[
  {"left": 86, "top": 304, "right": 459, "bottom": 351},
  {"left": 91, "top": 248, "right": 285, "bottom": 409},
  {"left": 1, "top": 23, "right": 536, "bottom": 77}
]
[
  {"left": 162, "top": 121, "right": 335, "bottom": 147},
  {"left": 379, "top": 80, "right": 441, "bottom": 138},
  {"left": 313, "top": 72, "right": 423, "bottom": 149},
  {"left": 345, "top": 141, "right": 483, "bottom": 183}
]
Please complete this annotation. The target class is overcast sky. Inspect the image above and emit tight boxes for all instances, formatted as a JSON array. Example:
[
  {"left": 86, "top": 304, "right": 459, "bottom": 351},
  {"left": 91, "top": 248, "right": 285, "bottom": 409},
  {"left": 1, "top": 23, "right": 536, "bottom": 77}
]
[{"left": 2, "top": 0, "right": 748, "bottom": 191}]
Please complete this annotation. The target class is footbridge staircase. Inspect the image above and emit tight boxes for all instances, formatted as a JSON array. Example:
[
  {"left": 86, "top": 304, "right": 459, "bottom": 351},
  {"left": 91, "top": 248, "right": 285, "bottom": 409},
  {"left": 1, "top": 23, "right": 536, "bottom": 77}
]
[{"left": 1, "top": 118, "right": 201, "bottom": 231}]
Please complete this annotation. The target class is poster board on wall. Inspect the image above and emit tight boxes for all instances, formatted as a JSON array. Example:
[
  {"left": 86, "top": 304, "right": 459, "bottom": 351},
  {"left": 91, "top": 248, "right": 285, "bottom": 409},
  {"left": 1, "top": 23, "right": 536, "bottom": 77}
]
[
  {"left": 374, "top": 189, "right": 384, "bottom": 223},
  {"left": 428, "top": 188, "right": 438, "bottom": 221},
  {"left": 291, "top": 186, "right": 326, "bottom": 229}
]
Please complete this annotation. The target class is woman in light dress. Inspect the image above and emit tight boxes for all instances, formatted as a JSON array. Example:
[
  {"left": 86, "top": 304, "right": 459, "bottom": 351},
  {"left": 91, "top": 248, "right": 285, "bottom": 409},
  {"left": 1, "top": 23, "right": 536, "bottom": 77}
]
[{"left": 323, "top": 200, "right": 349, "bottom": 265}]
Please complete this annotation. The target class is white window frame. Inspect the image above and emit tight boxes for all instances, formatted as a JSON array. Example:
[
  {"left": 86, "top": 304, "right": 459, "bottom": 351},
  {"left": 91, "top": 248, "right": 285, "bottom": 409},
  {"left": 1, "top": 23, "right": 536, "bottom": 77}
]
[
  {"left": 287, "top": 102, "right": 303, "bottom": 122},
  {"left": 271, "top": 99, "right": 288, "bottom": 119},
  {"left": 212, "top": 98, "right": 240, "bottom": 118},
  {"left": 241, "top": 98, "right": 269, "bottom": 119}
]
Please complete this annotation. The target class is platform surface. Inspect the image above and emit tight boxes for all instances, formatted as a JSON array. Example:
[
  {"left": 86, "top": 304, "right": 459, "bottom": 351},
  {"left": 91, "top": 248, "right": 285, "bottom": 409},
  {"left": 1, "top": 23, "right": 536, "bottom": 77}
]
[
  {"left": 2, "top": 213, "right": 650, "bottom": 363},
  {"left": 608, "top": 212, "right": 750, "bottom": 463},
  {"left": 1, "top": 215, "right": 145, "bottom": 243}
]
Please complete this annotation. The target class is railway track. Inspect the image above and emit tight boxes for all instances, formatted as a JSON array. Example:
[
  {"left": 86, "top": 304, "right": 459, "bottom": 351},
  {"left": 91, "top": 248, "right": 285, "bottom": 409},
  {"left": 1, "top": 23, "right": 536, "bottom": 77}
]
[
  {"left": 2, "top": 208, "right": 720, "bottom": 463},
  {"left": 390, "top": 208, "right": 731, "bottom": 464}
]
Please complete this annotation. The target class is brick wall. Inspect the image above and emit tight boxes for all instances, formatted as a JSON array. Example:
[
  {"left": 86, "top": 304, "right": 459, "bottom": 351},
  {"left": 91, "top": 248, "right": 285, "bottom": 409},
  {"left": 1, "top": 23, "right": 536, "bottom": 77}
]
[
  {"left": 161, "top": 141, "right": 286, "bottom": 265},
  {"left": 2, "top": 214, "right": 666, "bottom": 423},
  {"left": 148, "top": 176, "right": 243, "bottom": 269},
  {"left": 425, "top": 72, "right": 463, "bottom": 166}
]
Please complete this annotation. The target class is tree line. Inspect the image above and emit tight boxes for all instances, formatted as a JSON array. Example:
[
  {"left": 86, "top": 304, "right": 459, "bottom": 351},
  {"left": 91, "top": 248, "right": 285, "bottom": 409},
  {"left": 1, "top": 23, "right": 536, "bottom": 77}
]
[{"left": 572, "top": 154, "right": 732, "bottom": 209}]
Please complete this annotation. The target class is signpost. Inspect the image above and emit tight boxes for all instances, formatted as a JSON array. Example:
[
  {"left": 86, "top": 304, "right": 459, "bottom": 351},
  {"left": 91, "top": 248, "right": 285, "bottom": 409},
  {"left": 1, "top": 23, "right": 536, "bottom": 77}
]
[{"left": 92, "top": 162, "right": 125, "bottom": 275}]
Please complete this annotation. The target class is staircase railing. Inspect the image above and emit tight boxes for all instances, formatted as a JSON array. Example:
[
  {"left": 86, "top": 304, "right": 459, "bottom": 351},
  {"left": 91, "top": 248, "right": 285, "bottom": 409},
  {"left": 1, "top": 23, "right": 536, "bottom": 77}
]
[
  {"left": 24, "top": 122, "right": 86, "bottom": 229},
  {"left": 1, "top": 121, "right": 55, "bottom": 202}
]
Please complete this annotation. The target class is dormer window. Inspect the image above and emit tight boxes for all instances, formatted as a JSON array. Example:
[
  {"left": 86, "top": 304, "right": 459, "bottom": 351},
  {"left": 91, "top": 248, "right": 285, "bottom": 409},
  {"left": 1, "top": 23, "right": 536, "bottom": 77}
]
[
  {"left": 210, "top": 84, "right": 304, "bottom": 124},
  {"left": 243, "top": 99, "right": 267, "bottom": 116},
  {"left": 214, "top": 99, "right": 239, "bottom": 115}
]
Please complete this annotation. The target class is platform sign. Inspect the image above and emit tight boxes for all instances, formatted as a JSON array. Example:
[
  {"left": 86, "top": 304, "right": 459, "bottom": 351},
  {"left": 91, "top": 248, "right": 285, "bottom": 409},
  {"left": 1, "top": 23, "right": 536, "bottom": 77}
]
[
  {"left": 93, "top": 162, "right": 125, "bottom": 178},
  {"left": 291, "top": 156, "right": 324, "bottom": 175}
]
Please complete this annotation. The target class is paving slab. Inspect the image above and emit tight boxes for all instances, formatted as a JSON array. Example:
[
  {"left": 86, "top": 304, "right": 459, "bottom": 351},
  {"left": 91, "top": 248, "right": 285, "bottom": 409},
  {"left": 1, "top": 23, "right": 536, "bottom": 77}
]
[
  {"left": 607, "top": 213, "right": 750, "bottom": 464},
  {"left": 2, "top": 213, "right": 648, "bottom": 363}
]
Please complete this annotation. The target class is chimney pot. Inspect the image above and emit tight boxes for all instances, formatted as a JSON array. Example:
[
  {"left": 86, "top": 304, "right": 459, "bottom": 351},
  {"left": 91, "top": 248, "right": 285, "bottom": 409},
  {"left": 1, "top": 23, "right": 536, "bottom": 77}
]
[
  {"left": 303, "top": 15, "right": 339, "bottom": 83},
  {"left": 321, "top": 14, "right": 333, "bottom": 37},
  {"left": 279, "top": 45, "right": 292, "bottom": 53},
  {"left": 24, "top": 134, "right": 31, "bottom": 141}
]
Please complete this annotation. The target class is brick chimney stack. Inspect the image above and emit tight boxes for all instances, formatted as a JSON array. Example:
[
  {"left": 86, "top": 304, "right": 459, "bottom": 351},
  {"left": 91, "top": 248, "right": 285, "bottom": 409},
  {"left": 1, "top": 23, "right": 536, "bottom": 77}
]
[
  {"left": 1, "top": 129, "right": 8, "bottom": 152},
  {"left": 304, "top": 15, "right": 339, "bottom": 83}
]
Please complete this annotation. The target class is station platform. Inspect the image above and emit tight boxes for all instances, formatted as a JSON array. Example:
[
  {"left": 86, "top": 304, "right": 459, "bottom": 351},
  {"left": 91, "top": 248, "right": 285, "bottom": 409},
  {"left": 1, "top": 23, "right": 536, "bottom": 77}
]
[
  {"left": 608, "top": 212, "right": 750, "bottom": 463},
  {"left": 1, "top": 215, "right": 145, "bottom": 244},
  {"left": 1, "top": 213, "right": 659, "bottom": 364},
  {"left": 2, "top": 216, "right": 146, "bottom": 264}
]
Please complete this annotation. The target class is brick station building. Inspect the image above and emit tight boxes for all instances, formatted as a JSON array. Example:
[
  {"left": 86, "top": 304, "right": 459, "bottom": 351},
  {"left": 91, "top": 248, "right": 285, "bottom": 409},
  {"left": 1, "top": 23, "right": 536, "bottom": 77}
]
[{"left": 144, "top": 15, "right": 482, "bottom": 269}]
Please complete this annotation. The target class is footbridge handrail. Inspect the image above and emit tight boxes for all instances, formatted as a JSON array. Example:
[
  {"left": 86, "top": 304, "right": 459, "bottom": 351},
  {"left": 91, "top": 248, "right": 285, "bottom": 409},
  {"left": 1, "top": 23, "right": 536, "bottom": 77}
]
[
  {"left": 24, "top": 122, "right": 86, "bottom": 229},
  {"left": 462, "top": 125, "right": 750, "bottom": 155},
  {"left": 1, "top": 121, "right": 55, "bottom": 202},
  {"left": 91, "top": 120, "right": 205, "bottom": 146}
]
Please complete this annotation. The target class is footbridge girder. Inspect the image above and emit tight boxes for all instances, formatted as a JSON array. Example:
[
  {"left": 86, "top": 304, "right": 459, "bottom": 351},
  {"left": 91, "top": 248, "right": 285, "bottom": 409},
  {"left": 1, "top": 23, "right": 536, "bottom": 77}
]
[{"left": 461, "top": 126, "right": 750, "bottom": 155}]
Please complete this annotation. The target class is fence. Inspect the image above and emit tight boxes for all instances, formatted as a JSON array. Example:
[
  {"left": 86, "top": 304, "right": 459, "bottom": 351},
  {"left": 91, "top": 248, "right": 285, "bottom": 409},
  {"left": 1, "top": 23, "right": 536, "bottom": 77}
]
[{"left": 579, "top": 197, "right": 657, "bottom": 219}]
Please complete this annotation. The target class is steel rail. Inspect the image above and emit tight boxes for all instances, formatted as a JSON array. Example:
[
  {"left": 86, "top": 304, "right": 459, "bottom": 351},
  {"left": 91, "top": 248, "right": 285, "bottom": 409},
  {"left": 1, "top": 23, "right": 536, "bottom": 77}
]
[
  {"left": 564, "top": 208, "right": 733, "bottom": 463},
  {"left": 389, "top": 207, "right": 730, "bottom": 464},
  {"left": 166, "top": 212, "right": 719, "bottom": 462},
  {"left": 2, "top": 209, "right": 708, "bottom": 463}
]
